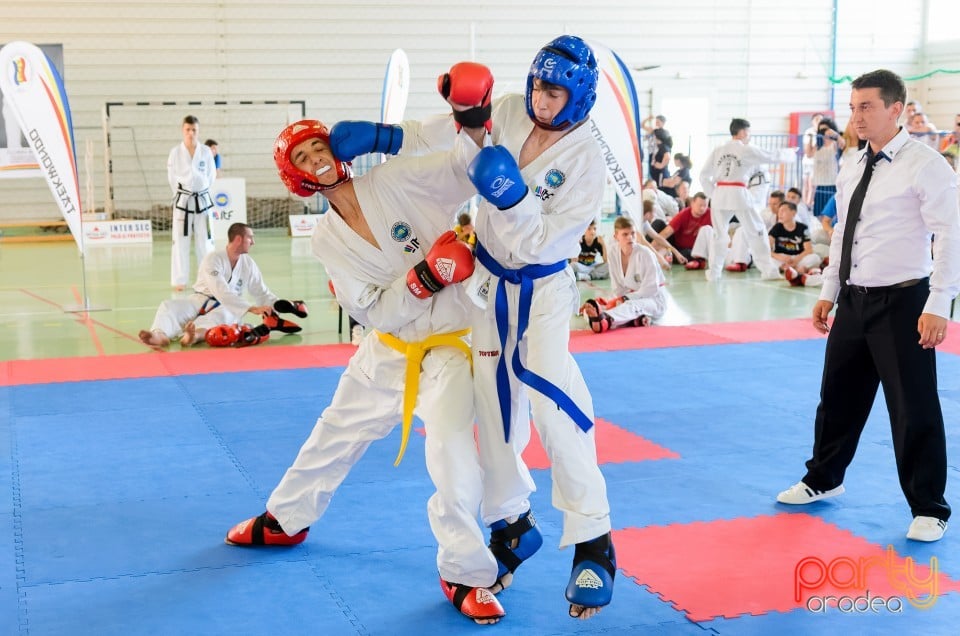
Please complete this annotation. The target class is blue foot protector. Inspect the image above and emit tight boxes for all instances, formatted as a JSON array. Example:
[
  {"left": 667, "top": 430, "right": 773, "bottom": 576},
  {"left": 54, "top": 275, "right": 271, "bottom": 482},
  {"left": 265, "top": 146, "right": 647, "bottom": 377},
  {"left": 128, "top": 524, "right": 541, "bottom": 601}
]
[
  {"left": 488, "top": 509, "right": 543, "bottom": 591},
  {"left": 565, "top": 532, "right": 616, "bottom": 610}
]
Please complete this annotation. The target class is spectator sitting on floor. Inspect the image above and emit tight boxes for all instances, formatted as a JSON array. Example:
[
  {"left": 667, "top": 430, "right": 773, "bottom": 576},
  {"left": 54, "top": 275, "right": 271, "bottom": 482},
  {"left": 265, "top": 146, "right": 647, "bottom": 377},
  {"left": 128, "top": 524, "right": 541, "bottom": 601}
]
[
  {"left": 570, "top": 220, "right": 609, "bottom": 281},
  {"left": 785, "top": 187, "right": 815, "bottom": 228},
  {"left": 581, "top": 216, "right": 666, "bottom": 333},
  {"left": 723, "top": 225, "right": 754, "bottom": 272},
  {"left": 760, "top": 190, "right": 785, "bottom": 231},
  {"left": 658, "top": 192, "right": 714, "bottom": 270},
  {"left": 785, "top": 195, "right": 836, "bottom": 287},
  {"left": 769, "top": 201, "right": 822, "bottom": 277},
  {"left": 790, "top": 187, "right": 829, "bottom": 260},
  {"left": 642, "top": 179, "right": 680, "bottom": 223},
  {"left": 641, "top": 199, "right": 686, "bottom": 266}
]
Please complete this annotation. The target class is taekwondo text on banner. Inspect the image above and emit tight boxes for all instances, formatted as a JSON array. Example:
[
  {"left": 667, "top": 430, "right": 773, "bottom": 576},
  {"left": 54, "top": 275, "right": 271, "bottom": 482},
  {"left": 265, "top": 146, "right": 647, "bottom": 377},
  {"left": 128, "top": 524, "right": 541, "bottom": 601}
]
[
  {"left": 0, "top": 41, "right": 84, "bottom": 253},
  {"left": 589, "top": 41, "right": 645, "bottom": 225}
]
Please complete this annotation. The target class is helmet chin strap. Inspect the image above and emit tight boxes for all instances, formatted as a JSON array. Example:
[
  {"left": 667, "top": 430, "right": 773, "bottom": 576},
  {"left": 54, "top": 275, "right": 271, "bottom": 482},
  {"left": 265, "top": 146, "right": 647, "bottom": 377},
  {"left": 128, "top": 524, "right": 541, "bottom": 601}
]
[
  {"left": 532, "top": 116, "right": 574, "bottom": 132},
  {"left": 535, "top": 121, "right": 567, "bottom": 132}
]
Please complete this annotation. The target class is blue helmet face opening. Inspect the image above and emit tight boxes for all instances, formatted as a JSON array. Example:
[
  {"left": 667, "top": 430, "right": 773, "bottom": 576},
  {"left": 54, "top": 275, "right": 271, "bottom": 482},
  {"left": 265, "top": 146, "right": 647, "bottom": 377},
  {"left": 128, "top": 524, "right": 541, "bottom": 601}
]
[{"left": 525, "top": 35, "right": 599, "bottom": 131}]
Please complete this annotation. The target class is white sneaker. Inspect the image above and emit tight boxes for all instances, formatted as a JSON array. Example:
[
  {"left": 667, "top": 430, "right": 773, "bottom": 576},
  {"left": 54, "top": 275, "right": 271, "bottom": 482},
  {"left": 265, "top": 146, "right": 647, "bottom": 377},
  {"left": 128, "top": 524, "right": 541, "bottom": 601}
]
[
  {"left": 906, "top": 516, "right": 947, "bottom": 542},
  {"left": 350, "top": 324, "right": 365, "bottom": 346},
  {"left": 776, "top": 481, "right": 845, "bottom": 504}
]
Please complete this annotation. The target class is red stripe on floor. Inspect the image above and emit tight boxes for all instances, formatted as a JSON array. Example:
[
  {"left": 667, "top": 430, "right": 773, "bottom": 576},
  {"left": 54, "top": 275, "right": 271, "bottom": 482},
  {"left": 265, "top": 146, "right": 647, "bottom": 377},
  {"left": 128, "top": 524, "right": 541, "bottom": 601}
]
[
  {"left": 415, "top": 417, "right": 678, "bottom": 468},
  {"left": 570, "top": 318, "right": 821, "bottom": 353},
  {"left": 1, "top": 343, "right": 359, "bottom": 386},
  {"left": 693, "top": 318, "right": 822, "bottom": 343},
  {"left": 0, "top": 318, "right": 852, "bottom": 387},
  {"left": 521, "top": 418, "right": 679, "bottom": 469}
]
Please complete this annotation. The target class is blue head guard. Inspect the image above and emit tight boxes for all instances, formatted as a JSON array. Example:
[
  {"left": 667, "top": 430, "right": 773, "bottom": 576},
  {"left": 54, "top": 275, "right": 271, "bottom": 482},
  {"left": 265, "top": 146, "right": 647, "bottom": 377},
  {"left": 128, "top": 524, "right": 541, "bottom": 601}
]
[{"left": 525, "top": 35, "right": 599, "bottom": 131}]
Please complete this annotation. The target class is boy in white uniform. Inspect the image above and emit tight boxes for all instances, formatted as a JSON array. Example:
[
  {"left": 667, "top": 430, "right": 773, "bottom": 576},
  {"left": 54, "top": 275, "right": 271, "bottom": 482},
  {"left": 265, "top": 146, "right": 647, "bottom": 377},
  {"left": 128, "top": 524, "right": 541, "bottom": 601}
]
[
  {"left": 335, "top": 38, "right": 618, "bottom": 620},
  {"left": 341, "top": 37, "right": 617, "bottom": 620},
  {"left": 699, "top": 118, "right": 797, "bottom": 282},
  {"left": 582, "top": 216, "right": 667, "bottom": 332},
  {"left": 225, "top": 119, "right": 511, "bottom": 624},
  {"left": 167, "top": 115, "right": 216, "bottom": 290}
]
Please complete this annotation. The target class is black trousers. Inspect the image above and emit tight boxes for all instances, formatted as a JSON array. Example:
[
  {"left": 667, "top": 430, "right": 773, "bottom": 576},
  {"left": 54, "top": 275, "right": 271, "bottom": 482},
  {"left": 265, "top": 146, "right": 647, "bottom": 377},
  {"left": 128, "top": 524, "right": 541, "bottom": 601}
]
[{"left": 803, "top": 280, "right": 950, "bottom": 521}]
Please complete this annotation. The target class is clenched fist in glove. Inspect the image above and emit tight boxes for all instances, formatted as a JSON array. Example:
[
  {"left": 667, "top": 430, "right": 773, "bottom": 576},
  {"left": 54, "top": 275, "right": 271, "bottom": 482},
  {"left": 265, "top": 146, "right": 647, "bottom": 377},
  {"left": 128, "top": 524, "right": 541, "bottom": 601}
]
[
  {"left": 329, "top": 121, "right": 403, "bottom": 162},
  {"left": 438, "top": 62, "right": 494, "bottom": 132},
  {"left": 467, "top": 145, "right": 528, "bottom": 210},
  {"left": 406, "top": 230, "right": 475, "bottom": 299}
]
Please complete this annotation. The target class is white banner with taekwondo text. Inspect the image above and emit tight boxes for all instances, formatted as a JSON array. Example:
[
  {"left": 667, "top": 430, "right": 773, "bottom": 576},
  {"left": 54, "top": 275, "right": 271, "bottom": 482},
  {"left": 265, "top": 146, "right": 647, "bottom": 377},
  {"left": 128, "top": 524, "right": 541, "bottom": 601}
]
[{"left": 0, "top": 41, "right": 84, "bottom": 252}]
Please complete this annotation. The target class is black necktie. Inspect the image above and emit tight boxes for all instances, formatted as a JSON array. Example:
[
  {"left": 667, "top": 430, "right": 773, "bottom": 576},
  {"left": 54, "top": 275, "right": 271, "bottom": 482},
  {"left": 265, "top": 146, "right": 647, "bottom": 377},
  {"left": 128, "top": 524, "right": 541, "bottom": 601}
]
[{"left": 838, "top": 150, "right": 884, "bottom": 288}]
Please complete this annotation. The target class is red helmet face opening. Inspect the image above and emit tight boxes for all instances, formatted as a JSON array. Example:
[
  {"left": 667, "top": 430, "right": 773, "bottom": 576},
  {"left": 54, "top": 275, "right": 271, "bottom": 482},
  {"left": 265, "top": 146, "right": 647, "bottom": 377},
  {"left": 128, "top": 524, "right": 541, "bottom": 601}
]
[{"left": 274, "top": 120, "right": 352, "bottom": 196}]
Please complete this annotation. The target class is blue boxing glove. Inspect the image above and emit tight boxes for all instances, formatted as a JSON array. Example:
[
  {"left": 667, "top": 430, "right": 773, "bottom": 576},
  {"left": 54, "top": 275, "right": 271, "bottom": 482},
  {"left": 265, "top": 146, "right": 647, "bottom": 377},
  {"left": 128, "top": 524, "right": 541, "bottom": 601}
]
[
  {"left": 328, "top": 121, "right": 403, "bottom": 162},
  {"left": 467, "top": 146, "right": 528, "bottom": 210}
]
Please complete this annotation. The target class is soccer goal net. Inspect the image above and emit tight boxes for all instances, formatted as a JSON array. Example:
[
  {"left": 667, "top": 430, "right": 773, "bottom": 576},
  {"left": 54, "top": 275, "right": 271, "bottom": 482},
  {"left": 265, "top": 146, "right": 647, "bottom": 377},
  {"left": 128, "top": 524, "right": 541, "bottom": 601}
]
[{"left": 103, "top": 100, "right": 309, "bottom": 230}]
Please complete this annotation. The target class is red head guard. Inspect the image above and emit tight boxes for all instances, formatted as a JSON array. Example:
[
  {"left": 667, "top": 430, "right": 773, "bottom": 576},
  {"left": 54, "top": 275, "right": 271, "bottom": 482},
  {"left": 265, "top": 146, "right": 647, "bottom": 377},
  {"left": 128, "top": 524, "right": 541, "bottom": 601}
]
[
  {"left": 205, "top": 324, "right": 241, "bottom": 347},
  {"left": 274, "top": 120, "right": 352, "bottom": 197}
]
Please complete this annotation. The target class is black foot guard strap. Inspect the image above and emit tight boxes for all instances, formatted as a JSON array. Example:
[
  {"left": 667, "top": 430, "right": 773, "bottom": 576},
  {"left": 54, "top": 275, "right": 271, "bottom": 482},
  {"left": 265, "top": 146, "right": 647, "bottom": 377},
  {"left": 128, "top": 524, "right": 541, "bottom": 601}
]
[
  {"left": 572, "top": 532, "right": 617, "bottom": 580},
  {"left": 489, "top": 512, "right": 537, "bottom": 573}
]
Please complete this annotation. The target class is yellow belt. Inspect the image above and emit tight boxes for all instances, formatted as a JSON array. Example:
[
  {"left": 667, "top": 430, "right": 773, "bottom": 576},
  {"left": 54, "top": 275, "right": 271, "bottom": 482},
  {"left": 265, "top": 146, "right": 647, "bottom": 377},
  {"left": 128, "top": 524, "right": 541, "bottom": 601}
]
[{"left": 376, "top": 328, "right": 471, "bottom": 466}]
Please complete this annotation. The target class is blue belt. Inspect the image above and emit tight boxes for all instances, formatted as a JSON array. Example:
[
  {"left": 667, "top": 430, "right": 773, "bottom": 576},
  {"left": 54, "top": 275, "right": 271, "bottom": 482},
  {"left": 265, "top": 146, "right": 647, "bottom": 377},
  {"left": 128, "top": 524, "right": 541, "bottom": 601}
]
[{"left": 475, "top": 242, "right": 595, "bottom": 442}]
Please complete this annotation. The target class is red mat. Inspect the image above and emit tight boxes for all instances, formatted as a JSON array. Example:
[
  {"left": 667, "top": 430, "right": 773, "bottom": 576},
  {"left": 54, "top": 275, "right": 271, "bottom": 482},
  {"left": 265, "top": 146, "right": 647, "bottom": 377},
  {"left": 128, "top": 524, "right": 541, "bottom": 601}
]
[
  {"left": 0, "top": 343, "right": 358, "bottom": 386},
  {"left": 414, "top": 417, "right": 679, "bottom": 469},
  {"left": 520, "top": 417, "right": 679, "bottom": 469},
  {"left": 569, "top": 318, "right": 822, "bottom": 353},
  {"left": 1, "top": 317, "right": 938, "bottom": 387},
  {"left": 614, "top": 513, "right": 960, "bottom": 621}
]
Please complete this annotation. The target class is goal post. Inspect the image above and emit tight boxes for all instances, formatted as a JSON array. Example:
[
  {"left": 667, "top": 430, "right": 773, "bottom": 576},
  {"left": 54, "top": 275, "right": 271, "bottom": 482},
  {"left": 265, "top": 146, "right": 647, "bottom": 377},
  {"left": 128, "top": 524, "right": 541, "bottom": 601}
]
[{"left": 102, "top": 100, "right": 306, "bottom": 228}]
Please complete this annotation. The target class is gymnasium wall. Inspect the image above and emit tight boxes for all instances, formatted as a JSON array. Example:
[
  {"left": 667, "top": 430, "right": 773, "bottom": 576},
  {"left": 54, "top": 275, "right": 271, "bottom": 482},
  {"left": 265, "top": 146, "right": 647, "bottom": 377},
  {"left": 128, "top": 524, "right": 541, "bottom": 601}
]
[{"left": 0, "top": 0, "right": 931, "bottom": 222}]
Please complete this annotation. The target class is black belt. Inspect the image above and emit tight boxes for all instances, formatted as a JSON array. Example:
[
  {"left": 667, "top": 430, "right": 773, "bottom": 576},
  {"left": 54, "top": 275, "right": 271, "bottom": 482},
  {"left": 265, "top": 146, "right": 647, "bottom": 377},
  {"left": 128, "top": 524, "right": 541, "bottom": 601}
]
[
  {"left": 174, "top": 188, "right": 213, "bottom": 238},
  {"left": 844, "top": 277, "right": 926, "bottom": 295}
]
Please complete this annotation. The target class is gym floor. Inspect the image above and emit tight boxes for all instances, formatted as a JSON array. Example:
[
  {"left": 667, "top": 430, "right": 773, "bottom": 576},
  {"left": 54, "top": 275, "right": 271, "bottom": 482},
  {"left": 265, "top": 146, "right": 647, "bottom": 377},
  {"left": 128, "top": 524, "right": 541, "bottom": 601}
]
[
  {"left": 2, "top": 228, "right": 960, "bottom": 634},
  {"left": 0, "top": 228, "right": 829, "bottom": 361}
]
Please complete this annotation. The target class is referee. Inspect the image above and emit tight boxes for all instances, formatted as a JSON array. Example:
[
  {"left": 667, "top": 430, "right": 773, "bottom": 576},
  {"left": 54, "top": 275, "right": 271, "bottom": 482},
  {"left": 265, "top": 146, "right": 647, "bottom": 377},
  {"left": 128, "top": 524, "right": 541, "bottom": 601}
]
[{"left": 777, "top": 69, "right": 960, "bottom": 543}]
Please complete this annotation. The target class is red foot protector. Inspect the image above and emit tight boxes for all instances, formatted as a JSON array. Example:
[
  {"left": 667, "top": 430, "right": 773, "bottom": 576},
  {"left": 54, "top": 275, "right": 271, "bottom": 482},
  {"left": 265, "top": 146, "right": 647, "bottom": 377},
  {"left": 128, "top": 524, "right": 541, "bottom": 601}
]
[
  {"left": 225, "top": 512, "right": 309, "bottom": 546},
  {"left": 613, "top": 513, "right": 960, "bottom": 621},
  {"left": 440, "top": 578, "right": 505, "bottom": 622},
  {"left": 263, "top": 313, "right": 302, "bottom": 334}
]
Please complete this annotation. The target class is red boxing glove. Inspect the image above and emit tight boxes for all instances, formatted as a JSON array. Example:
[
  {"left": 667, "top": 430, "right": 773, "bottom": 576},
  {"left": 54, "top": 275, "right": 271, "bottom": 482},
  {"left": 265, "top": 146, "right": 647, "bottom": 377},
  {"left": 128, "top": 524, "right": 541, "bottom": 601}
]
[
  {"left": 406, "top": 230, "right": 476, "bottom": 299},
  {"left": 437, "top": 62, "right": 494, "bottom": 132}
]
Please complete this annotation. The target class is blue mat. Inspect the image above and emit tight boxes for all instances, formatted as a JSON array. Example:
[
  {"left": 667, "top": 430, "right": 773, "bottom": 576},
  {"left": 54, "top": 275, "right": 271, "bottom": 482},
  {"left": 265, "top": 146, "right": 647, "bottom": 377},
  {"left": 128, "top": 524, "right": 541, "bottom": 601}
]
[{"left": 2, "top": 340, "right": 959, "bottom": 635}]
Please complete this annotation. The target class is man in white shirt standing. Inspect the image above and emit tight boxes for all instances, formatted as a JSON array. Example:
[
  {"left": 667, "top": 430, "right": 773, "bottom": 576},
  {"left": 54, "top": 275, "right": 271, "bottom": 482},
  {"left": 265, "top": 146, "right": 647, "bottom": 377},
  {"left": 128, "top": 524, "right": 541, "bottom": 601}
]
[
  {"left": 167, "top": 115, "right": 217, "bottom": 291},
  {"left": 777, "top": 69, "right": 960, "bottom": 543}
]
